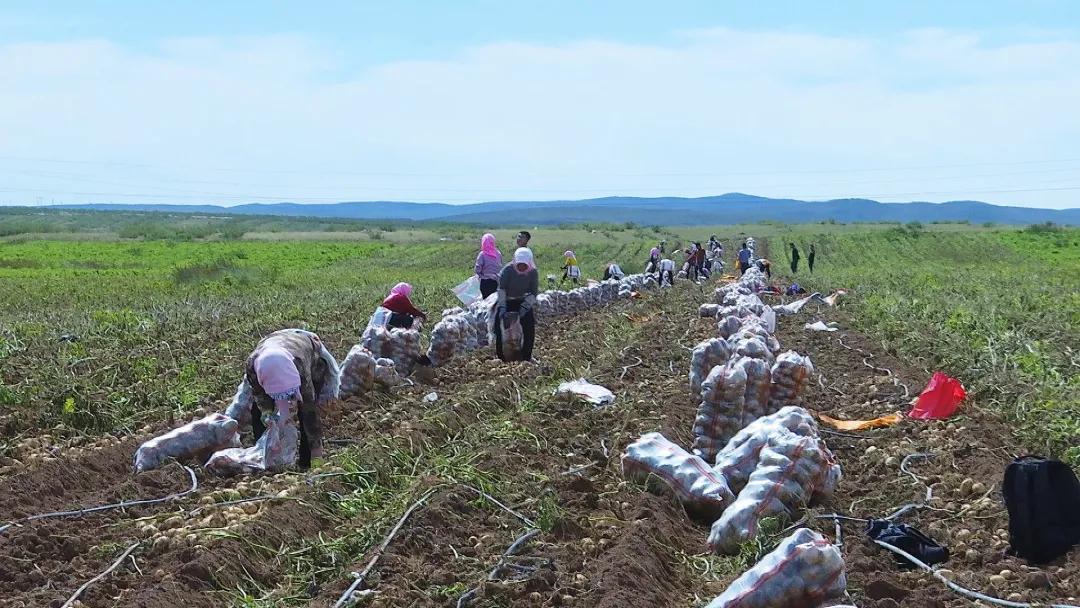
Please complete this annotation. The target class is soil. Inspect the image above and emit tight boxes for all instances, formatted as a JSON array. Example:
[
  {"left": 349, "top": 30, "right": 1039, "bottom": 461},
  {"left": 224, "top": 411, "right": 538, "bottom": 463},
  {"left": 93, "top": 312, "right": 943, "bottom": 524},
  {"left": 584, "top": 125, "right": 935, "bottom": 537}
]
[{"left": 1, "top": 237, "right": 1077, "bottom": 608}]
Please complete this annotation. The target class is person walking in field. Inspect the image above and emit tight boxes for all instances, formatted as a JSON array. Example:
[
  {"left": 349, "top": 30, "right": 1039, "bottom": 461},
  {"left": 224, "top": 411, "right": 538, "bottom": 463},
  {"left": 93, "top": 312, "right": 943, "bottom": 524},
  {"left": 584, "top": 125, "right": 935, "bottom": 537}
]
[
  {"left": 737, "top": 242, "right": 752, "bottom": 276},
  {"left": 562, "top": 250, "right": 581, "bottom": 285},
  {"left": 381, "top": 282, "right": 427, "bottom": 329},
  {"left": 790, "top": 243, "right": 800, "bottom": 274},
  {"left": 474, "top": 233, "right": 502, "bottom": 298},
  {"left": 239, "top": 329, "right": 338, "bottom": 470},
  {"left": 808, "top": 244, "right": 816, "bottom": 274},
  {"left": 495, "top": 247, "right": 539, "bottom": 362}
]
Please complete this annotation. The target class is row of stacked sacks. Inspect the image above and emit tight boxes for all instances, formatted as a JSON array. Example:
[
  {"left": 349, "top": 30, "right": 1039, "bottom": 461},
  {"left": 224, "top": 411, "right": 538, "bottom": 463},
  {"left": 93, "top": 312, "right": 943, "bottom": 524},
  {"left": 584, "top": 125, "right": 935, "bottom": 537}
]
[
  {"left": 536, "top": 273, "right": 655, "bottom": 317},
  {"left": 622, "top": 250, "right": 849, "bottom": 607}
]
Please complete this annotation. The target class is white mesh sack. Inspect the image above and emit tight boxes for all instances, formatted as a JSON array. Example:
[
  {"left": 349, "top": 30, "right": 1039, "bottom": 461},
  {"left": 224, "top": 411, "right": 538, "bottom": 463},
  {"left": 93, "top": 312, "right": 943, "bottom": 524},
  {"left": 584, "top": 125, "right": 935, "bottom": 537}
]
[
  {"left": 205, "top": 408, "right": 298, "bottom": 476},
  {"left": 695, "top": 356, "right": 773, "bottom": 462},
  {"left": 705, "top": 527, "right": 847, "bottom": 608},
  {"left": 689, "top": 337, "right": 734, "bottom": 403},
  {"left": 622, "top": 432, "right": 736, "bottom": 521},
  {"left": 338, "top": 344, "right": 376, "bottom": 399},
  {"left": 362, "top": 327, "right": 421, "bottom": 376},
  {"left": 134, "top": 412, "right": 241, "bottom": 473},
  {"left": 729, "top": 336, "right": 777, "bottom": 366},
  {"left": 713, "top": 407, "right": 819, "bottom": 484},
  {"left": 700, "top": 303, "right": 722, "bottom": 317},
  {"left": 374, "top": 357, "right": 402, "bottom": 387},
  {"left": 427, "top": 314, "right": 465, "bottom": 367},
  {"left": 769, "top": 352, "right": 815, "bottom": 411},
  {"left": 708, "top": 434, "right": 841, "bottom": 554}
]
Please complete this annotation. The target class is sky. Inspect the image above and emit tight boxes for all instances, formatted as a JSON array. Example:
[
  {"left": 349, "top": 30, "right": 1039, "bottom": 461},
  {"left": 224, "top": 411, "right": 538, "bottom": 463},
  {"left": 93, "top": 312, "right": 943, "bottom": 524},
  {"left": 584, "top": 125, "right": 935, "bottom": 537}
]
[{"left": 1, "top": 1, "right": 1079, "bottom": 209}]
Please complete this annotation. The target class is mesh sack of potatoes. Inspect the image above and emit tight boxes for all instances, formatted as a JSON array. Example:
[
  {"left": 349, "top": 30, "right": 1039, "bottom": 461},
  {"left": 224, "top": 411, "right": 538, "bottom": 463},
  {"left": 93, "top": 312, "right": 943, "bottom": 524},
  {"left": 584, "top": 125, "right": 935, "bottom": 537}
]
[
  {"left": 708, "top": 433, "right": 841, "bottom": 554},
  {"left": 769, "top": 352, "right": 815, "bottom": 410},
  {"left": 727, "top": 322, "right": 781, "bottom": 357},
  {"left": 567, "top": 290, "right": 586, "bottom": 313},
  {"left": 206, "top": 412, "right": 298, "bottom": 476},
  {"left": 536, "top": 293, "right": 555, "bottom": 317},
  {"left": 362, "top": 327, "right": 420, "bottom": 376},
  {"left": 713, "top": 407, "right": 819, "bottom": 490},
  {"left": 700, "top": 303, "right": 722, "bottom": 317},
  {"left": 717, "top": 315, "right": 746, "bottom": 339},
  {"left": 692, "top": 360, "right": 747, "bottom": 463},
  {"left": 734, "top": 293, "right": 768, "bottom": 316},
  {"left": 224, "top": 378, "right": 254, "bottom": 429},
  {"left": 718, "top": 304, "right": 760, "bottom": 321},
  {"left": 338, "top": 344, "right": 376, "bottom": 398},
  {"left": 135, "top": 413, "right": 242, "bottom": 473},
  {"left": 730, "top": 336, "right": 777, "bottom": 366},
  {"left": 374, "top": 357, "right": 402, "bottom": 387},
  {"left": 705, "top": 527, "right": 846, "bottom": 608},
  {"left": 500, "top": 316, "right": 526, "bottom": 361},
  {"left": 689, "top": 337, "right": 734, "bottom": 403},
  {"left": 715, "top": 284, "right": 752, "bottom": 305},
  {"left": 426, "top": 314, "right": 465, "bottom": 367},
  {"left": 622, "top": 432, "right": 736, "bottom": 522}
]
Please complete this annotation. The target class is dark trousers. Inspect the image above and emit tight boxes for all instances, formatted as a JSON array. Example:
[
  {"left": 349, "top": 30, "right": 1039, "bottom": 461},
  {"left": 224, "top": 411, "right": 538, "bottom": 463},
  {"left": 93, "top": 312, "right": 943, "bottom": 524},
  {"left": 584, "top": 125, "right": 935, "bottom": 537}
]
[
  {"left": 808, "top": 255, "right": 815, "bottom": 273},
  {"left": 791, "top": 259, "right": 798, "bottom": 273},
  {"left": 739, "top": 263, "right": 748, "bottom": 276},
  {"left": 659, "top": 270, "right": 673, "bottom": 286},
  {"left": 494, "top": 300, "right": 535, "bottom": 361},
  {"left": 250, "top": 399, "right": 313, "bottom": 468},
  {"left": 479, "top": 278, "right": 498, "bottom": 298}
]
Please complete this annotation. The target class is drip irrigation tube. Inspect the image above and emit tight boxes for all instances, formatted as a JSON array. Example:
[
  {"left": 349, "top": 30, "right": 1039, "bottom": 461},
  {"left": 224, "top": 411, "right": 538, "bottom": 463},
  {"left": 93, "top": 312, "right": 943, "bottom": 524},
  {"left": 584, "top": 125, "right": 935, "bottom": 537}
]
[{"left": 0, "top": 464, "right": 198, "bottom": 535}]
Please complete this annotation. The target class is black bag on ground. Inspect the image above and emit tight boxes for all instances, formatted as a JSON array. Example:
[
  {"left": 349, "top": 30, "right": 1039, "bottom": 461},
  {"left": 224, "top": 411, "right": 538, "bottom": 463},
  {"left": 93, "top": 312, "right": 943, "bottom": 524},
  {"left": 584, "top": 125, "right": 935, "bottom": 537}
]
[
  {"left": 1003, "top": 455, "right": 1080, "bottom": 564},
  {"left": 866, "top": 519, "right": 949, "bottom": 568}
]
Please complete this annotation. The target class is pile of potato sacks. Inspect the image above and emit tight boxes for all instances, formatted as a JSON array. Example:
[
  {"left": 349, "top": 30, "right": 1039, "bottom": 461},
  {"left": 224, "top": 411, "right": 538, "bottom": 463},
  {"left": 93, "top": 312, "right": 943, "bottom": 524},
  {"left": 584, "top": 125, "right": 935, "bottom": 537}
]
[
  {"left": 339, "top": 345, "right": 402, "bottom": 399},
  {"left": 622, "top": 245, "right": 848, "bottom": 608}
]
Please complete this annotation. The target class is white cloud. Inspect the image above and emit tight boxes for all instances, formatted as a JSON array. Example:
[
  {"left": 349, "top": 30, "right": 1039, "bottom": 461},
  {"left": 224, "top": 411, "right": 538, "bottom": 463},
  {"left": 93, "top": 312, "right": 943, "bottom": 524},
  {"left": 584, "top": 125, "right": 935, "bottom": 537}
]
[{"left": 0, "top": 28, "right": 1078, "bottom": 207}]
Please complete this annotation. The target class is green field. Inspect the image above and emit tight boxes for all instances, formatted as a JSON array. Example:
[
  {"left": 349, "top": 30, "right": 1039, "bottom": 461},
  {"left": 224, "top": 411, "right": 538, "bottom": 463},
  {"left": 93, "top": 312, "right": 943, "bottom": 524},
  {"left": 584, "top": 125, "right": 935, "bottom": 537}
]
[{"left": 1, "top": 215, "right": 1077, "bottom": 462}]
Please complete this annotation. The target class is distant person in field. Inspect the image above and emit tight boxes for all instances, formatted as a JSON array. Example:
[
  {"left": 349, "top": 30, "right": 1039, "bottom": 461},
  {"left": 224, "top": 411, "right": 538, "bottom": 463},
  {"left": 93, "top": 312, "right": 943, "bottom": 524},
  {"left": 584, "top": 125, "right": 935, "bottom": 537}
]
[
  {"left": 239, "top": 329, "right": 338, "bottom": 469},
  {"left": 808, "top": 244, "right": 816, "bottom": 274},
  {"left": 790, "top": 243, "right": 800, "bottom": 274},
  {"left": 381, "top": 282, "right": 427, "bottom": 329},
  {"left": 603, "top": 261, "right": 625, "bottom": 281},
  {"left": 658, "top": 240, "right": 667, "bottom": 254},
  {"left": 708, "top": 235, "right": 722, "bottom": 255},
  {"left": 658, "top": 256, "right": 676, "bottom": 287},
  {"left": 495, "top": 247, "right": 539, "bottom": 362},
  {"left": 646, "top": 246, "right": 661, "bottom": 274},
  {"left": 693, "top": 242, "right": 707, "bottom": 279},
  {"left": 474, "top": 233, "right": 502, "bottom": 298},
  {"left": 562, "top": 250, "right": 581, "bottom": 285},
  {"left": 737, "top": 242, "right": 752, "bottom": 276},
  {"left": 516, "top": 230, "right": 531, "bottom": 248}
]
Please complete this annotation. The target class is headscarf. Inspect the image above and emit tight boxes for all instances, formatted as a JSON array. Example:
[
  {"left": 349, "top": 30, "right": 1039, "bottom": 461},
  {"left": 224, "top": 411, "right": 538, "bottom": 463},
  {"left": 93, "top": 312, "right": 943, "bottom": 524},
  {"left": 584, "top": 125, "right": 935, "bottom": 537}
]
[
  {"left": 254, "top": 348, "right": 301, "bottom": 399},
  {"left": 650, "top": 247, "right": 660, "bottom": 258},
  {"left": 480, "top": 233, "right": 500, "bottom": 259},
  {"left": 389, "top": 282, "right": 412, "bottom": 297},
  {"left": 513, "top": 247, "right": 535, "bottom": 272},
  {"left": 563, "top": 250, "right": 577, "bottom": 265}
]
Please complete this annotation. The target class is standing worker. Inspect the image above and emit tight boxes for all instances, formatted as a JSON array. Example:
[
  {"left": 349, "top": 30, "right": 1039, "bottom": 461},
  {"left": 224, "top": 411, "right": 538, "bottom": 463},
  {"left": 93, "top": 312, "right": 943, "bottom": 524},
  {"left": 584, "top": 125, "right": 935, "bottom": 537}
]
[
  {"left": 693, "top": 242, "right": 707, "bottom": 280},
  {"left": 808, "top": 244, "right": 816, "bottom": 274},
  {"left": 516, "top": 230, "right": 531, "bottom": 248},
  {"left": 790, "top": 243, "right": 801, "bottom": 274},
  {"left": 737, "top": 242, "right": 752, "bottom": 276},
  {"left": 240, "top": 329, "right": 339, "bottom": 470},
  {"left": 381, "top": 282, "right": 427, "bottom": 329},
  {"left": 495, "top": 248, "right": 539, "bottom": 362},
  {"left": 658, "top": 256, "right": 676, "bottom": 287},
  {"left": 562, "top": 250, "right": 581, "bottom": 285},
  {"left": 474, "top": 233, "right": 503, "bottom": 298},
  {"left": 645, "top": 246, "right": 661, "bottom": 274}
]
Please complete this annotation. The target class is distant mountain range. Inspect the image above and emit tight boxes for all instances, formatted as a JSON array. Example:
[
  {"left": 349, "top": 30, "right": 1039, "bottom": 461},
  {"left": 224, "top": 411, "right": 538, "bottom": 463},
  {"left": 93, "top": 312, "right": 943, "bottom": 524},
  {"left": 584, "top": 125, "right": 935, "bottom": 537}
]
[{"left": 56, "top": 193, "right": 1079, "bottom": 225}]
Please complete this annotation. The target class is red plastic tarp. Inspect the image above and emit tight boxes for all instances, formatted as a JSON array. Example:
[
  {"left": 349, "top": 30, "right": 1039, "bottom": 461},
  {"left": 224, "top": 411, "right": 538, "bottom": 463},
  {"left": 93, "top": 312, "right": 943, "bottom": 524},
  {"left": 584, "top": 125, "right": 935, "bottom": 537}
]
[{"left": 908, "top": 372, "right": 967, "bottom": 419}]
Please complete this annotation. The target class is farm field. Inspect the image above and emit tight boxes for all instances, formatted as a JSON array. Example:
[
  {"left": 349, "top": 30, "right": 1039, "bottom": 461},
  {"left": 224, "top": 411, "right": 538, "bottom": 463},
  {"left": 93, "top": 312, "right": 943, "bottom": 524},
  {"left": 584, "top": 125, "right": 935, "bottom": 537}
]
[{"left": 0, "top": 223, "right": 1078, "bottom": 607}]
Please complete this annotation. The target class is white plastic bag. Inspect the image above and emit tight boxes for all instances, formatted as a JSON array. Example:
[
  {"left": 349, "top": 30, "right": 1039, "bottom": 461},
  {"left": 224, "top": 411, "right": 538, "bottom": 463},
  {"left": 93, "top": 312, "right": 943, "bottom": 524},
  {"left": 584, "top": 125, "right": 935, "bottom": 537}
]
[
  {"left": 622, "top": 432, "right": 735, "bottom": 521},
  {"left": 453, "top": 275, "right": 483, "bottom": 306},
  {"left": 134, "top": 413, "right": 241, "bottom": 473},
  {"left": 206, "top": 402, "right": 298, "bottom": 475},
  {"left": 705, "top": 528, "right": 846, "bottom": 608},
  {"left": 804, "top": 321, "right": 839, "bottom": 332},
  {"left": 555, "top": 379, "right": 614, "bottom": 406}
]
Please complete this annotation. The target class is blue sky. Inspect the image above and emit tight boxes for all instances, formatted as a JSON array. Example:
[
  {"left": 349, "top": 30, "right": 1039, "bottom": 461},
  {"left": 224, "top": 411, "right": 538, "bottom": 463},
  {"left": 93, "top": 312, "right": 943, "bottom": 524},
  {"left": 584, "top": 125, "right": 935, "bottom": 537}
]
[{"left": 2, "top": 1, "right": 1079, "bottom": 208}]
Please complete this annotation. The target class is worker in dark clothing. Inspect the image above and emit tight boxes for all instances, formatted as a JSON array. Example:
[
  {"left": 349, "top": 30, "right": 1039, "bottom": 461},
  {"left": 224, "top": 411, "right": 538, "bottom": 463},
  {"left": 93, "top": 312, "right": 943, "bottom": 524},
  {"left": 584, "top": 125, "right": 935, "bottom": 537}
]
[
  {"left": 790, "top": 243, "right": 800, "bottom": 274},
  {"left": 737, "top": 243, "right": 752, "bottom": 276},
  {"left": 495, "top": 248, "right": 539, "bottom": 362},
  {"left": 808, "top": 244, "right": 816, "bottom": 274},
  {"left": 381, "top": 283, "right": 427, "bottom": 329}
]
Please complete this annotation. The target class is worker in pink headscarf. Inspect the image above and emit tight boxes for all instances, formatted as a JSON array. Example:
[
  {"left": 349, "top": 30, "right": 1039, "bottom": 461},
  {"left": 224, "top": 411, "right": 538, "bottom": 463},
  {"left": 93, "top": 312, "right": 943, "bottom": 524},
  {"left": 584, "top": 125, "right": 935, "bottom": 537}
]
[
  {"left": 381, "top": 282, "right": 426, "bottom": 329},
  {"left": 474, "top": 233, "right": 503, "bottom": 298},
  {"left": 242, "top": 329, "right": 339, "bottom": 469}
]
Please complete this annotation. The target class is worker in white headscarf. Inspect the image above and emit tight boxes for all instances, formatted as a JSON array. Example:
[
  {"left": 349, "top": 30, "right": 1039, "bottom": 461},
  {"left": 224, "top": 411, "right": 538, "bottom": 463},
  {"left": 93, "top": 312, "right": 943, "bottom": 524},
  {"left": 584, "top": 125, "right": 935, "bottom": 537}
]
[{"left": 495, "top": 248, "right": 539, "bottom": 361}]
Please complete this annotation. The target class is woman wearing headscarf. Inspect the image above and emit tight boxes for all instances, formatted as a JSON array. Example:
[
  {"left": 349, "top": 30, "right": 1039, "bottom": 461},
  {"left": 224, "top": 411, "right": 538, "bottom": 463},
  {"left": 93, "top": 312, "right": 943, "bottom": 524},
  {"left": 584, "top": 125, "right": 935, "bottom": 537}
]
[
  {"left": 562, "top": 250, "right": 581, "bottom": 285},
  {"left": 232, "top": 329, "right": 339, "bottom": 470},
  {"left": 603, "top": 261, "right": 625, "bottom": 281},
  {"left": 495, "top": 248, "right": 539, "bottom": 361},
  {"left": 646, "top": 246, "right": 661, "bottom": 274},
  {"left": 474, "top": 233, "right": 502, "bottom": 298},
  {"left": 381, "top": 282, "right": 427, "bottom": 329}
]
